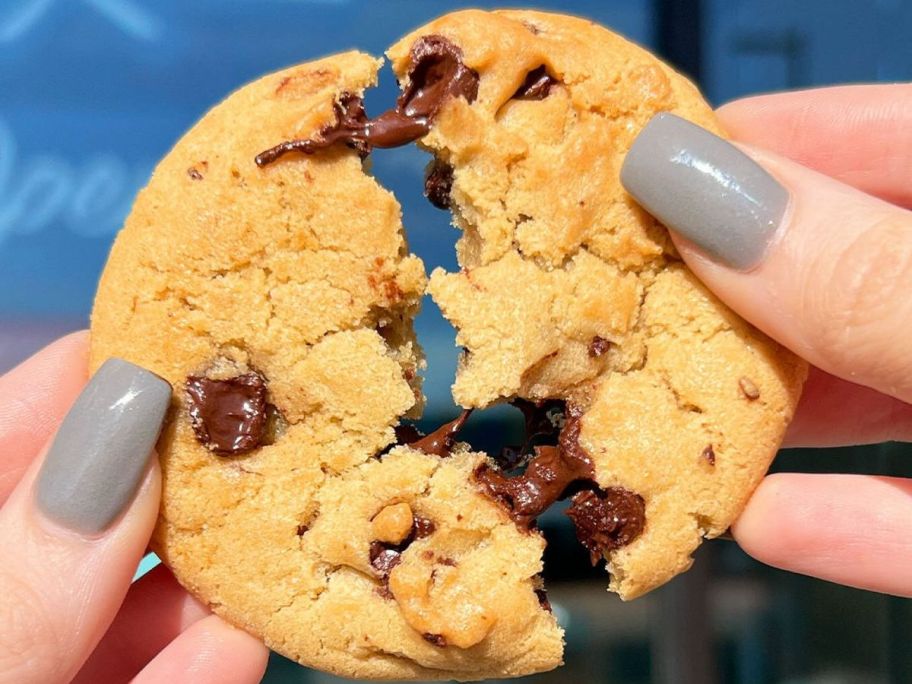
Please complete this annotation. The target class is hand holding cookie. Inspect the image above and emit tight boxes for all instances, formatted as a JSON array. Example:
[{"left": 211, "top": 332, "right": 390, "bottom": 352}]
[
  {"left": 0, "top": 334, "right": 268, "bottom": 684},
  {"left": 622, "top": 84, "right": 912, "bottom": 596}
]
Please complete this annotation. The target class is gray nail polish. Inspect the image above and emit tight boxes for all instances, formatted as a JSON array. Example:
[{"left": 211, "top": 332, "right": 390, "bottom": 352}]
[
  {"left": 620, "top": 112, "right": 789, "bottom": 270},
  {"left": 36, "top": 358, "right": 171, "bottom": 534}
]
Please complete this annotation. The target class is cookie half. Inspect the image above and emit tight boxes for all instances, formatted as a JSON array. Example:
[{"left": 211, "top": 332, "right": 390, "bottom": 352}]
[
  {"left": 386, "top": 9, "right": 807, "bottom": 599},
  {"left": 90, "top": 52, "right": 561, "bottom": 679}
]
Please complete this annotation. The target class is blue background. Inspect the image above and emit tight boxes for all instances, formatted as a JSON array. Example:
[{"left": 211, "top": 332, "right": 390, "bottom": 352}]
[{"left": 2, "top": 1, "right": 911, "bottom": 683}]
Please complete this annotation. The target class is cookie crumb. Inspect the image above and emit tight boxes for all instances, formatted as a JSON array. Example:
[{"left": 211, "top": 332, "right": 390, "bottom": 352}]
[{"left": 739, "top": 377, "right": 760, "bottom": 400}]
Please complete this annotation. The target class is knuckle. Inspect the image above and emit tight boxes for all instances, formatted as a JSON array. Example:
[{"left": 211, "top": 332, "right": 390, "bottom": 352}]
[
  {"left": 808, "top": 212, "right": 912, "bottom": 396},
  {"left": 0, "top": 567, "right": 64, "bottom": 683}
]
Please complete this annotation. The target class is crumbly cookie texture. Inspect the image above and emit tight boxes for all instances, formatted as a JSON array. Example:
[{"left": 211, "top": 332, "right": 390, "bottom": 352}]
[
  {"left": 388, "top": 10, "right": 807, "bottom": 599},
  {"left": 90, "top": 51, "right": 561, "bottom": 679}
]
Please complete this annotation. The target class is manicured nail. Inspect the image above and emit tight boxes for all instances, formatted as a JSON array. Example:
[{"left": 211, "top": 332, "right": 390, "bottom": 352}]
[
  {"left": 620, "top": 113, "right": 789, "bottom": 270},
  {"left": 36, "top": 358, "right": 171, "bottom": 534}
]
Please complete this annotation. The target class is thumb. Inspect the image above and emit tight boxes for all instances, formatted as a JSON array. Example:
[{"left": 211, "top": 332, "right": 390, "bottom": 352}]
[
  {"left": 621, "top": 113, "right": 912, "bottom": 406},
  {"left": 0, "top": 359, "right": 170, "bottom": 684}
]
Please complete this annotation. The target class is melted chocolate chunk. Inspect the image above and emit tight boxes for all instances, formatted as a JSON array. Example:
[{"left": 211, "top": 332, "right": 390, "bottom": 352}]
[
  {"left": 565, "top": 488, "right": 646, "bottom": 565},
  {"left": 588, "top": 336, "right": 611, "bottom": 358},
  {"left": 497, "top": 399, "right": 565, "bottom": 470},
  {"left": 185, "top": 373, "right": 269, "bottom": 455},
  {"left": 406, "top": 409, "right": 472, "bottom": 457},
  {"left": 296, "top": 523, "right": 309, "bottom": 536},
  {"left": 513, "top": 66, "right": 556, "bottom": 100},
  {"left": 256, "top": 35, "right": 479, "bottom": 166},
  {"left": 702, "top": 444, "right": 716, "bottom": 466},
  {"left": 187, "top": 167, "right": 204, "bottom": 180},
  {"left": 475, "top": 406, "right": 591, "bottom": 527},
  {"left": 424, "top": 160, "right": 454, "bottom": 209}
]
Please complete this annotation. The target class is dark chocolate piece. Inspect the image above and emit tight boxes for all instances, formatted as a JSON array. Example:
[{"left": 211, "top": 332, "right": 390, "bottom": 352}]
[
  {"left": 187, "top": 167, "right": 203, "bottom": 180},
  {"left": 412, "top": 516, "right": 436, "bottom": 539},
  {"left": 424, "top": 160, "right": 454, "bottom": 209},
  {"left": 512, "top": 66, "right": 556, "bottom": 100},
  {"left": 702, "top": 444, "right": 716, "bottom": 466},
  {"left": 185, "top": 373, "right": 269, "bottom": 455},
  {"left": 534, "top": 588, "right": 552, "bottom": 612},
  {"left": 296, "top": 523, "right": 309, "bottom": 536},
  {"left": 407, "top": 409, "right": 472, "bottom": 457},
  {"left": 422, "top": 633, "right": 447, "bottom": 648},
  {"left": 565, "top": 488, "right": 646, "bottom": 565},
  {"left": 256, "top": 35, "right": 479, "bottom": 166},
  {"left": 369, "top": 541, "right": 403, "bottom": 580},
  {"left": 475, "top": 405, "right": 591, "bottom": 527},
  {"left": 588, "top": 336, "right": 611, "bottom": 358}
]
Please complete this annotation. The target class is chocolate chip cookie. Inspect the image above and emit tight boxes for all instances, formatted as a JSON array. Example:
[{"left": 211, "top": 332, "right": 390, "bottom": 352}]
[{"left": 90, "top": 9, "right": 806, "bottom": 680}]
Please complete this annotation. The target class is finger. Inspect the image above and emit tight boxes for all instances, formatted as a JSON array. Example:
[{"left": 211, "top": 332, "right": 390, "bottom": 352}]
[
  {"left": 131, "top": 615, "right": 269, "bottom": 684},
  {"left": 74, "top": 565, "right": 211, "bottom": 684},
  {"left": 0, "top": 359, "right": 170, "bottom": 684},
  {"left": 732, "top": 473, "right": 912, "bottom": 596},
  {"left": 717, "top": 84, "right": 912, "bottom": 208},
  {"left": 621, "top": 113, "right": 912, "bottom": 407},
  {"left": 784, "top": 366, "right": 912, "bottom": 447},
  {"left": 0, "top": 331, "right": 89, "bottom": 504}
]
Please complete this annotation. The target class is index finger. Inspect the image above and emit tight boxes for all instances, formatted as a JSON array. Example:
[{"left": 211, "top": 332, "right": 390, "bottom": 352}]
[
  {"left": 717, "top": 84, "right": 912, "bottom": 208},
  {"left": 0, "top": 331, "right": 88, "bottom": 504}
]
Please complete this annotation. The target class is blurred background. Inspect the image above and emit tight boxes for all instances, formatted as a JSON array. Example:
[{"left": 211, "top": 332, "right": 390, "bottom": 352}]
[{"left": 2, "top": 0, "right": 911, "bottom": 682}]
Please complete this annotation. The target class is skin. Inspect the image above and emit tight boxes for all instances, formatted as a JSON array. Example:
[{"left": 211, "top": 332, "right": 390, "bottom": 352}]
[
  {"left": 0, "top": 333, "right": 268, "bottom": 684},
  {"left": 0, "top": 85, "right": 909, "bottom": 680}
]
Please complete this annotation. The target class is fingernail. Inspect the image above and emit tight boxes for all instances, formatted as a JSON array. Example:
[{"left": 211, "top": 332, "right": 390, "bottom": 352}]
[
  {"left": 36, "top": 358, "right": 171, "bottom": 534},
  {"left": 620, "top": 113, "right": 789, "bottom": 270}
]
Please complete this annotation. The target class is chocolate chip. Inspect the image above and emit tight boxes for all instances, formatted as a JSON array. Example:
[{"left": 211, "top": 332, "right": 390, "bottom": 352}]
[
  {"left": 369, "top": 541, "right": 403, "bottom": 580},
  {"left": 739, "top": 377, "right": 760, "bottom": 400},
  {"left": 424, "top": 160, "right": 454, "bottom": 209},
  {"left": 412, "top": 516, "right": 436, "bottom": 539},
  {"left": 405, "top": 409, "right": 472, "bottom": 457},
  {"left": 702, "top": 444, "right": 716, "bottom": 466},
  {"left": 588, "top": 336, "right": 611, "bottom": 358},
  {"left": 185, "top": 373, "right": 269, "bottom": 455},
  {"left": 512, "top": 66, "right": 556, "bottom": 100},
  {"left": 565, "top": 487, "right": 646, "bottom": 565},
  {"left": 439, "top": 557, "right": 457, "bottom": 567},
  {"left": 521, "top": 20, "right": 542, "bottom": 35},
  {"left": 422, "top": 633, "right": 447, "bottom": 648},
  {"left": 187, "top": 167, "right": 203, "bottom": 180},
  {"left": 296, "top": 523, "right": 309, "bottom": 536},
  {"left": 256, "top": 36, "right": 478, "bottom": 166},
  {"left": 534, "top": 588, "right": 552, "bottom": 612}
]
